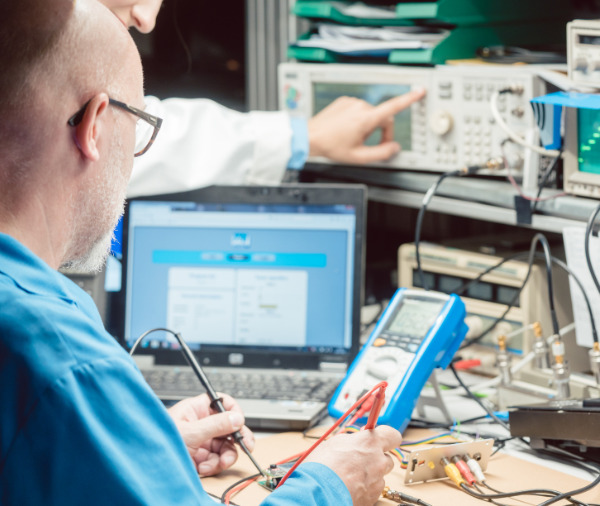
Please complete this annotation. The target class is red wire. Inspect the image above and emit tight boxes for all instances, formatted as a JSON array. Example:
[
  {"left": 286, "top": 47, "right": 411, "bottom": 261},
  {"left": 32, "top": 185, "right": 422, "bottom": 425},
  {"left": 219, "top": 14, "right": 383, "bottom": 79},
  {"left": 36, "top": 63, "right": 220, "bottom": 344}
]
[
  {"left": 345, "top": 394, "right": 375, "bottom": 427},
  {"left": 364, "top": 386, "right": 386, "bottom": 430},
  {"left": 502, "top": 149, "right": 567, "bottom": 202},
  {"left": 225, "top": 382, "right": 388, "bottom": 502},
  {"left": 223, "top": 475, "right": 260, "bottom": 505},
  {"left": 223, "top": 451, "right": 307, "bottom": 504},
  {"left": 275, "top": 381, "right": 388, "bottom": 490}
]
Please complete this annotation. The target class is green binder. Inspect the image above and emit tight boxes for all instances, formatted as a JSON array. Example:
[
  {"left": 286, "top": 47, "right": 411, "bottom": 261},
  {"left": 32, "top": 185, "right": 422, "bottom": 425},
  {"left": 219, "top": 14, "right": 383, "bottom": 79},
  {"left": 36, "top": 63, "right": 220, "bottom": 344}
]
[
  {"left": 396, "top": 0, "right": 575, "bottom": 26},
  {"left": 293, "top": 0, "right": 413, "bottom": 26},
  {"left": 293, "top": 0, "right": 575, "bottom": 27}
]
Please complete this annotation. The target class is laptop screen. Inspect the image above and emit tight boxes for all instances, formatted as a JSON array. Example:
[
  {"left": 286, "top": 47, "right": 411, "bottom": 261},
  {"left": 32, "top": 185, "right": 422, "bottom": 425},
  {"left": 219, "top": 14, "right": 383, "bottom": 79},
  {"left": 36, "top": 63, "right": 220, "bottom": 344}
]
[{"left": 121, "top": 184, "right": 366, "bottom": 370}]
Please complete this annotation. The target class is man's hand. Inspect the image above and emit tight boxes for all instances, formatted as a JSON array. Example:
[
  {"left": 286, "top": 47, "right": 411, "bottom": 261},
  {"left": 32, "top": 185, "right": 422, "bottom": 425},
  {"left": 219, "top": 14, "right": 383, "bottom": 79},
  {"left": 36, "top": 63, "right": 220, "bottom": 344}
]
[
  {"left": 167, "top": 393, "right": 255, "bottom": 477},
  {"left": 308, "top": 88, "right": 426, "bottom": 165},
  {"left": 305, "top": 425, "right": 402, "bottom": 505}
]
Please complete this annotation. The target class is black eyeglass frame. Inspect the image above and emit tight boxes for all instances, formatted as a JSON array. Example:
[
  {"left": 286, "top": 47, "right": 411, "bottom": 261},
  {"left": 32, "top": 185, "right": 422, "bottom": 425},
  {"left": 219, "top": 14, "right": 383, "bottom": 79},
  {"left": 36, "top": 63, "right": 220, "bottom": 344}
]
[{"left": 67, "top": 97, "right": 163, "bottom": 157}]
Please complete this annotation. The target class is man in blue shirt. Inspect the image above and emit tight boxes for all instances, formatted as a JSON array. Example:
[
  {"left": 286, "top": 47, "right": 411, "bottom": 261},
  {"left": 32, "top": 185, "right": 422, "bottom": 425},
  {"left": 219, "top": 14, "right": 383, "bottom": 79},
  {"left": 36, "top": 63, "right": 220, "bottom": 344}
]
[{"left": 0, "top": 1, "right": 402, "bottom": 504}]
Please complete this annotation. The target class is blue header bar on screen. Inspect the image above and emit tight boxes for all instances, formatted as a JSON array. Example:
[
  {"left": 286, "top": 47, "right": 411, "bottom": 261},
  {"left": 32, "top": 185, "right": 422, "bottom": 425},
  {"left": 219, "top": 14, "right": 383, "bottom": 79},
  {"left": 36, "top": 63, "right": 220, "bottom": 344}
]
[{"left": 153, "top": 250, "right": 327, "bottom": 267}]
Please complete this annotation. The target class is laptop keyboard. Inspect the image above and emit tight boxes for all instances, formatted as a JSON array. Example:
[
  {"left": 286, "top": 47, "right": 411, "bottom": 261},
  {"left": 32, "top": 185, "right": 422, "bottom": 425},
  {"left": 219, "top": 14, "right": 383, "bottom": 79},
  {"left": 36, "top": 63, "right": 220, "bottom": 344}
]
[{"left": 142, "top": 368, "right": 341, "bottom": 402}]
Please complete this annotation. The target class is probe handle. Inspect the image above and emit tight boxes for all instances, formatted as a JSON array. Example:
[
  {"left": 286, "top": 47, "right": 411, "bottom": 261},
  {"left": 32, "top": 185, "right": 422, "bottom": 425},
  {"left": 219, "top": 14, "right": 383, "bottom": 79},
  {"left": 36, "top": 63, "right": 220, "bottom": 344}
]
[{"left": 176, "top": 334, "right": 265, "bottom": 476}]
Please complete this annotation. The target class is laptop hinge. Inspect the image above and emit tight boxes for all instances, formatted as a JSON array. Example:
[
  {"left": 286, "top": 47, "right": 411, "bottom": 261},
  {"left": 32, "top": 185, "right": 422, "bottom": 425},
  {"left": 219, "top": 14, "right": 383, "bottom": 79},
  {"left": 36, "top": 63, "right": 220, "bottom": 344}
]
[
  {"left": 319, "top": 362, "right": 347, "bottom": 373},
  {"left": 133, "top": 355, "right": 156, "bottom": 369}
]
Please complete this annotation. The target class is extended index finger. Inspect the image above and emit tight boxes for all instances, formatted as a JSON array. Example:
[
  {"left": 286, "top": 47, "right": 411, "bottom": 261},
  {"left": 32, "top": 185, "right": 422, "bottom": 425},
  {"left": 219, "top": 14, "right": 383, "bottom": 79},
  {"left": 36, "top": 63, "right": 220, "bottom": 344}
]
[{"left": 372, "top": 88, "right": 426, "bottom": 124}]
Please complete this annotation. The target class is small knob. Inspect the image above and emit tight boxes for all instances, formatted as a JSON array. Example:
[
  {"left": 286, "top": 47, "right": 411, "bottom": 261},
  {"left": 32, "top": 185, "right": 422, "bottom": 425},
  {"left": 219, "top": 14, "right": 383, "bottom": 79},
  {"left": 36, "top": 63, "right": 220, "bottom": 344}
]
[{"left": 429, "top": 110, "right": 454, "bottom": 136}]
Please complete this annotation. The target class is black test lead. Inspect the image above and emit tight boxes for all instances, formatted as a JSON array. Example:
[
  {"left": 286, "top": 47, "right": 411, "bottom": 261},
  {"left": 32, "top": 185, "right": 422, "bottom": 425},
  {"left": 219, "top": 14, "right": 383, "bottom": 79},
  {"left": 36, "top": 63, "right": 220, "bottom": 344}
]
[{"left": 130, "top": 328, "right": 266, "bottom": 478}]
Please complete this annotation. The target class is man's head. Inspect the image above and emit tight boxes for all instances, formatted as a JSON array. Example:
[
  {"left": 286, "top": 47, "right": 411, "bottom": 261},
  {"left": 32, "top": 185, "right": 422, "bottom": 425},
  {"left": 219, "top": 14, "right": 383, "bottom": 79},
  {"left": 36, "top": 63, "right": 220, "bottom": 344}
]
[
  {"left": 100, "top": 0, "right": 163, "bottom": 34},
  {"left": 0, "top": 0, "right": 145, "bottom": 272}
]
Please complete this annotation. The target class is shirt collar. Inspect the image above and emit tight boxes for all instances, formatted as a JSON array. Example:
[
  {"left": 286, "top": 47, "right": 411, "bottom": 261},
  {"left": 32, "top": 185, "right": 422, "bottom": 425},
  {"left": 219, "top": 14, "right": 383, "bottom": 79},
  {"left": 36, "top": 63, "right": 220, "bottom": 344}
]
[{"left": 0, "top": 232, "right": 76, "bottom": 301}]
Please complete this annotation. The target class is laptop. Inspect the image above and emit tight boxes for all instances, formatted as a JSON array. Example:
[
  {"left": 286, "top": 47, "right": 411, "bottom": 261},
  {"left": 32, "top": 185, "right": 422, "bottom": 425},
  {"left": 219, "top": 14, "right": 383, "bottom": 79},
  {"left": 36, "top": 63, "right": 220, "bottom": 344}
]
[{"left": 120, "top": 184, "right": 366, "bottom": 430}]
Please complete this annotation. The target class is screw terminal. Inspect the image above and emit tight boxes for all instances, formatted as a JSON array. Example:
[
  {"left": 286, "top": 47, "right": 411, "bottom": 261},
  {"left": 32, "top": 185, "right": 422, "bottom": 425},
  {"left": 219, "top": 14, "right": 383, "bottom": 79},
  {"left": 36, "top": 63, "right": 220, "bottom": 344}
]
[{"left": 497, "top": 335, "right": 507, "bottom": 351}]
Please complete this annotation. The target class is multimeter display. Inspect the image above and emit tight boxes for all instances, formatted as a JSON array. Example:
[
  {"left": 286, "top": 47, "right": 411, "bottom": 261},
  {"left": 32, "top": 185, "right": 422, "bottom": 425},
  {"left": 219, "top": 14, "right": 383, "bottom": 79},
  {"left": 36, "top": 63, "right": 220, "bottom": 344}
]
[
  {"left": 328, "top": 288, "right": 467, "bottom": 431},
  {"left": 387, "top": 298, "right": 446, "bottom": 339}
]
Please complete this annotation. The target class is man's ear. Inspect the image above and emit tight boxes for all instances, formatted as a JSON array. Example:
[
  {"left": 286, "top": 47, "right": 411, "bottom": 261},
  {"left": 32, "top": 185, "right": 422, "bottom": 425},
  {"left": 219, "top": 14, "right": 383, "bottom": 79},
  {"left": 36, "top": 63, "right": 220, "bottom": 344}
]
[{"left": 73, "top": 93, "right": 110, "bottom": 162}]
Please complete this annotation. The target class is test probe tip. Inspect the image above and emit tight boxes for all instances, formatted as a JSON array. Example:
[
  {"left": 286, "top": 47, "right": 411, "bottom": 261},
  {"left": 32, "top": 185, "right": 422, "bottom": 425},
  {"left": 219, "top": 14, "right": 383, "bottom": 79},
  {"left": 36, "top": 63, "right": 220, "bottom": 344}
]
[{"left": 237, "top": 436, "right": 266, "bottom": 477}]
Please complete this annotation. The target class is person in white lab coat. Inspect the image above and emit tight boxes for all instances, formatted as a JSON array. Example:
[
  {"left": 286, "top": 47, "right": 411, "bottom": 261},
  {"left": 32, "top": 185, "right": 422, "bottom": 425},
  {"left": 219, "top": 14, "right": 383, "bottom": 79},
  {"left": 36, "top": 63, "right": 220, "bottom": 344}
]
[{"left": 102, "top": 0, "right": 426, "bottom": 198}]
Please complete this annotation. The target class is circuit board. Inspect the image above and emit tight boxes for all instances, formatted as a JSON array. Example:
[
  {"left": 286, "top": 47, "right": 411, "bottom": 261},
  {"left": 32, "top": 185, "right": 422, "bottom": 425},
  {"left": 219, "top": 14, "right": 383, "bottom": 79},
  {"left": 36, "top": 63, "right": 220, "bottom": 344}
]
[{"left": 257, "top": 462, "right": 295, "bottom": 491}]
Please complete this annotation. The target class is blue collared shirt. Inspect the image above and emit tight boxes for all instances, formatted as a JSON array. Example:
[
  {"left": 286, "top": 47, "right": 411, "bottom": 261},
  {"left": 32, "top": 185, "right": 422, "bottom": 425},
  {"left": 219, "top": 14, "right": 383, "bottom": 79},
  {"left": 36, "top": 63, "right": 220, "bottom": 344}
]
[{"left": 0, "top": 232, "right": 350, "bottom": 505}]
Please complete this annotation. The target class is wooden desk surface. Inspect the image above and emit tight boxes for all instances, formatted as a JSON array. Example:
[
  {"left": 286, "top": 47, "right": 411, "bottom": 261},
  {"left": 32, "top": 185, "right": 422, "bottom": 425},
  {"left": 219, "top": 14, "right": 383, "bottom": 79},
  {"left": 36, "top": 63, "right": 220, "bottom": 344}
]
[{"left": 201, "top": 428, "right": 600, "bottom": 506}]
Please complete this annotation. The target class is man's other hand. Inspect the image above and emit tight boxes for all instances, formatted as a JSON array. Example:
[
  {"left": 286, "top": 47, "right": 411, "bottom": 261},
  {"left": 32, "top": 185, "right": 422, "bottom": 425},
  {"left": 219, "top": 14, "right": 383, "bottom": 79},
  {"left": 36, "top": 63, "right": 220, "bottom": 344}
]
[{"left": 305, "top": 425, "right": 402, "bottom": 505}]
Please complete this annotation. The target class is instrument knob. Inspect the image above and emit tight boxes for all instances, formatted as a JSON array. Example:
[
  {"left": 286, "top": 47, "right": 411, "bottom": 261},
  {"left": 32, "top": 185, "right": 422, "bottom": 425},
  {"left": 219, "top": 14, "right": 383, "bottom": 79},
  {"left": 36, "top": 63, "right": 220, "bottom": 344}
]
[{"left": 430, "top": 110, "right": 454, "bottom": 136}]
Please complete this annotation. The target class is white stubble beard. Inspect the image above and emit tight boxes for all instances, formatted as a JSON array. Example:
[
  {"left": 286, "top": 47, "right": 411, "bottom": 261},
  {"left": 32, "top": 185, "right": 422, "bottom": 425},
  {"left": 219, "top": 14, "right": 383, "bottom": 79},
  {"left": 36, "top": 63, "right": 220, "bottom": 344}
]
[{"left": 62, "top": 117, "right": 130, "bottom": 273}]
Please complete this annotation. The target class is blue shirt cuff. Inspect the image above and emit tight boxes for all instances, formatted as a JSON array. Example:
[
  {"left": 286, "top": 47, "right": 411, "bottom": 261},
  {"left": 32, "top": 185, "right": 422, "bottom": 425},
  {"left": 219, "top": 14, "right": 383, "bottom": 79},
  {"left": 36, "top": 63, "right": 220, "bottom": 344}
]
[
  {"left": 287, "top": 116, "right": 309, "bottom": 170},
  {"left": 265, "top": 462, "right": 352, "bottom": 506}
]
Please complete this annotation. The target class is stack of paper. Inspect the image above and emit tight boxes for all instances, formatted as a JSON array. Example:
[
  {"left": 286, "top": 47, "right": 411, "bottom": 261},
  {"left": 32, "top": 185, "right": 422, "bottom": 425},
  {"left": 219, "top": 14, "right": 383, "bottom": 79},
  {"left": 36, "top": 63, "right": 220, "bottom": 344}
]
[{"left": 294, "top": 23, "right": 450, "bottom": 56}]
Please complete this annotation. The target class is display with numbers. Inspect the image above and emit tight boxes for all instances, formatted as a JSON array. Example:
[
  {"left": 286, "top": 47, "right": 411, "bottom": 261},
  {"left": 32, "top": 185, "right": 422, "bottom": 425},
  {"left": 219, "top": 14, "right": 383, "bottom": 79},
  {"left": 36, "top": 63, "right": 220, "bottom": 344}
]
[{"left": 329, "top": 288, "right": 468, "bottom": 431}]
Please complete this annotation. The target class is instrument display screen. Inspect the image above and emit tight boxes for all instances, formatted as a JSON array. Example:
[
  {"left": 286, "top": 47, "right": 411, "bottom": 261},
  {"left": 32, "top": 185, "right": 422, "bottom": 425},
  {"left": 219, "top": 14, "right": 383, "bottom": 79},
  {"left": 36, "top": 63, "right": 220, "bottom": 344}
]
[
  {"left": 313, "top": 82, "right": 412, "bottom": 151},
  {"left": 387, "top": 297, "right": 446, "bottom": 339},
  {"left": 578, "top": 108, "right": 600, "bottom": 175}
]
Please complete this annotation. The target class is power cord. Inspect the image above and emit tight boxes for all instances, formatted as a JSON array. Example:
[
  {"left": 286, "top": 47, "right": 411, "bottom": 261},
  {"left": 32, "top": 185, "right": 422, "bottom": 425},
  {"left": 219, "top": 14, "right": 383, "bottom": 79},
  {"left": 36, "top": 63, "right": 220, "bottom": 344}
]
[
  {"left": 459, "top": 481, "right": 594, "bottom": 505},
  {"left": 456, "top": 249, "right": 598, "bottom": 349},
  {"left": 220, "top": 473, "right": 261, "bottom": 504},
  {"left": 448, "top": 363, "right": 510, "bottom": 431},
  {"left": 529, "top": 234, "right": 560, "bottom": 336},
  {"left": 457, "top": 233, "right": 558, "bottom": 349},
  {"left": 530, "top": 148, "right": 564, "bottom": 215},
  {"left": 415, "top": 169, "right": 462, "bottom": 290},
  {"left": 490, "top": 87, "right": 561, "bottom": 157},
  {"left": 414, "top": 163, "right": 498, "bottom": 291},
  {"left": 585, "top": 203, "right": 600, "bottom": 297}
]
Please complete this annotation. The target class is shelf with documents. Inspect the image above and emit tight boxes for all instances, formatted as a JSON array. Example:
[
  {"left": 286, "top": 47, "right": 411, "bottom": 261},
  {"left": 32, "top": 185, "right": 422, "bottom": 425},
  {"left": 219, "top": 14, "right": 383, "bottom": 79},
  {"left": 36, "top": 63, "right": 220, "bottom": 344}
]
[
  {"left": 298, "top": 164, "right": 596, "bottom": 234},
  {"left": 289, "top": 0, "right": 576, "bottom": 65},
  {"left": 289, "top": 20, "right": 568, "bottom": 65}
]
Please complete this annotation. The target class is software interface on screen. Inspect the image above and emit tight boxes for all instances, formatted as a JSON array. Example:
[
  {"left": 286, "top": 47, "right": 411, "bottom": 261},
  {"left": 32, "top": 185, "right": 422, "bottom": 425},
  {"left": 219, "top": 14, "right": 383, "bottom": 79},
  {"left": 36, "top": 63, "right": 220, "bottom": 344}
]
[
  {"left": 125, "top": 201, "right": 357, "bottom": 353},
  {"left": 313, "top": 82, "right": 412, "bottom": 150}
]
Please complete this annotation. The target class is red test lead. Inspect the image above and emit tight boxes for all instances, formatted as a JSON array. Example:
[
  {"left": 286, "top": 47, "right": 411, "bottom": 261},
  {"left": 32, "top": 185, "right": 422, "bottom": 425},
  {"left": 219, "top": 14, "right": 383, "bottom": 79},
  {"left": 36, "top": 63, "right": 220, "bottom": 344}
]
[{"left": 364, "top": 383, "right": 387, "bottom": 430}]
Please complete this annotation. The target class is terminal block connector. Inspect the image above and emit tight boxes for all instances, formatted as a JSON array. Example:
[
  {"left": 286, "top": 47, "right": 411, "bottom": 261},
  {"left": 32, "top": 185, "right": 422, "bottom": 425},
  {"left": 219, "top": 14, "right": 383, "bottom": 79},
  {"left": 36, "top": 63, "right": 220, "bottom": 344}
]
[
  {"left": 496, "top": 335, "right": 512, "bottom": 385},
  {"left": 532, "top": 322, "right": 550, "bottom": 369},
  {"left": 589, "top": 342, "right": 600, "bottom": 385}
]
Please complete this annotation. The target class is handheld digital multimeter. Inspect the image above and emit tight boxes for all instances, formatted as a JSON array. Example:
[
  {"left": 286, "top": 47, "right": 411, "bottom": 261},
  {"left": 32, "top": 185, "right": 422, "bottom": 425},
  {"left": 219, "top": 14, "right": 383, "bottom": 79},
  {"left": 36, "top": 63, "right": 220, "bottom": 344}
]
[{"left": 328, "top": 288, "right": 468, "bottom": 432}]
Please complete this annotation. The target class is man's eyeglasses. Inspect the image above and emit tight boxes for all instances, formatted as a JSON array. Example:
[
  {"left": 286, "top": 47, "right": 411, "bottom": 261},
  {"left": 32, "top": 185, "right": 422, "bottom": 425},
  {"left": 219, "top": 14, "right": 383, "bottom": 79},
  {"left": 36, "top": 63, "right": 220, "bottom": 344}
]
[{"left": 67, "top": 97, "right": 163, "bottom": 157}]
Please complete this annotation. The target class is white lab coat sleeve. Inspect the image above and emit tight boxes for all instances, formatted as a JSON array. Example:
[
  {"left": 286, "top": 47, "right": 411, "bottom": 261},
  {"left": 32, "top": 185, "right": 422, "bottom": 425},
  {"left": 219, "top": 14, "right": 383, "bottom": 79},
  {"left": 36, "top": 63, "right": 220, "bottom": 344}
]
[{"left": 126, "top": 96, "right": 293, "bottom": 198}]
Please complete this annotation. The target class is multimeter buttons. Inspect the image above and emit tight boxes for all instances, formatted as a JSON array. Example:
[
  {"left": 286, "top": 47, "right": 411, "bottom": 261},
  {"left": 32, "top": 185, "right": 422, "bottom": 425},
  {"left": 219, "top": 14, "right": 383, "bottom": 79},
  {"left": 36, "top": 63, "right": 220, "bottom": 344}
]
[{"left": 365, "top": 346, "right": 417, "bottom": 381}]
